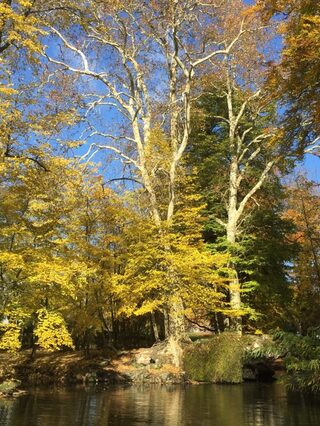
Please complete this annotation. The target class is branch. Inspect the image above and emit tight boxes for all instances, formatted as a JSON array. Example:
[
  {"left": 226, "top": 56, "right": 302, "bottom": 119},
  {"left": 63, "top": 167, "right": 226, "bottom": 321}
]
[
  {"left": 4, "top": 152, "right": 48, "bottom": 171},
  {"left": 304, "top": 136, "right": 320, "bottom": 155},
  {"left": 213, "top": 115, "right": 230, "bottom": 124},
  {"left": 88, "top": 130, "right": 137, "bottom": 145},
  {"left": 192, "top": 18, "right": 246, "bottom": 68},
  {"left": 238, "top": 133, "right": 273, "bottom": 163},
  {"left": 236, "top": 159, "right": 275, "bottom": 219},
  {"left": 106, "top": 177, "right": 143, "bottom": 186},
  {"left": 184, "top": 315, "right": 215, "bottom": 333},
  {"left": 49, "top": 27, "right": 90, "bottom": 71},
  {"left": 212, "top": 216, "right": 227, "bottom": 228},
  {"left": 79, "top": 143, "right": 139, "bottom": 168},
  {"left": 234, "top": 89, "right": 261, "bottom": 130},
  {"left": 236, "top": 145, "right": 262, "bottom": 187},
  {"left": 46, "top": 30, "right": 131, "bottom": 112}
]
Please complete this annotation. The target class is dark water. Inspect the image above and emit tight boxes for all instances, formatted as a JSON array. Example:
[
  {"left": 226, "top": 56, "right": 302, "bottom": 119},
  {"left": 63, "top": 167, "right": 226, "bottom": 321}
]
[{"left": 0, "top": 383, "right": 319, "bottom": 426}]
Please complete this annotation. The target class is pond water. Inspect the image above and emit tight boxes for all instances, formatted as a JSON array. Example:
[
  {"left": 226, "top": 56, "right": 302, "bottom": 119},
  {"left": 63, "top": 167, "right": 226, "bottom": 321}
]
[{"left": 0, "top": 383, "right": 319, "bottom": 426}]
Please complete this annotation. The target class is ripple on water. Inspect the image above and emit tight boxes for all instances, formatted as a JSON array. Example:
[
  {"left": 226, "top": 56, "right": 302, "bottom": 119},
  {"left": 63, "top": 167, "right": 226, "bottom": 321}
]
[{"left": 0, "top": 383, "right": 319, "bottom": 426}]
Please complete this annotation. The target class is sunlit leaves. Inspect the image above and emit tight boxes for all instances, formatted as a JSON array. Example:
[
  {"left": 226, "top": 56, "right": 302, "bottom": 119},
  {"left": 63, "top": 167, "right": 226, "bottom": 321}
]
[
  {"left": 0, "top": 0, "right": 46, "bottom": 57},
  {"left": 0, "top": 323, "right": 21, "bottom": 352},
  {"left": 34, "top": 309, "right": 74, "bottom": 351}
]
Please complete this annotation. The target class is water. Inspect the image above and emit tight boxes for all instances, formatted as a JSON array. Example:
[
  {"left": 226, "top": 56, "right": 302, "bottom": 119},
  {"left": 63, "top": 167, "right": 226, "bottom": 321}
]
[{"left": 0, "top": 383, "right": 319, "bottom": 426}]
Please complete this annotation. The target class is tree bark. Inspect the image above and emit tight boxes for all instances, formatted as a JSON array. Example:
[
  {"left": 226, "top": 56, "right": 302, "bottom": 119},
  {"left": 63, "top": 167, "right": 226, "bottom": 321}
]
[
  {"left": 167, "top": 297, "right": 187, "bottom": 341},
  {"left": 150, "top": 312, "right": 160, "bottom": 342},
  {"left": 226, "top": 220, "right": 242, "bottom": 334}
]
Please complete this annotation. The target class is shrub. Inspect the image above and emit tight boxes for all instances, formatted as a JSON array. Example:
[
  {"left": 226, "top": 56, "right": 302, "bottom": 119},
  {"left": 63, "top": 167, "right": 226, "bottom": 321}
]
[
  {"left": 273, "top": 330, "right": 320, "bottom": 393},
  {"left": 184, "top": 333, "right": 244, "bottom": 383}
]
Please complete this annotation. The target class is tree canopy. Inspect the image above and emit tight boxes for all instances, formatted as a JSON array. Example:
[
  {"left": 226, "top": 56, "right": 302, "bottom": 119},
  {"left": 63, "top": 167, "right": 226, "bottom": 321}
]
[{"left": 0, "top": 0, "right": 319, "bottom": 371}]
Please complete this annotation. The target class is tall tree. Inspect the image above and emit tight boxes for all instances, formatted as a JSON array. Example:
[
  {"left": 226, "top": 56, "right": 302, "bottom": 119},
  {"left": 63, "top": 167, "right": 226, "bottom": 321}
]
[
  {"left": 188, "top": 11, "right": 290, "bottom": 331},
  {"left": 44, "top": 0, "right": 255, "bottom": 344},
  {"left": 0, "top": 153, "right": 82, "bottom": 350},
  {"left": 189, "top": 91, "right": 297, "bottom": 331}
]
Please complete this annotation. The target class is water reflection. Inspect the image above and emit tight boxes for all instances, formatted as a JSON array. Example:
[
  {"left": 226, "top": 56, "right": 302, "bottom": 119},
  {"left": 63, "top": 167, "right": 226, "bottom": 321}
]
[{"left": 0, "top": 383, "right": 319, "bottom": 426}]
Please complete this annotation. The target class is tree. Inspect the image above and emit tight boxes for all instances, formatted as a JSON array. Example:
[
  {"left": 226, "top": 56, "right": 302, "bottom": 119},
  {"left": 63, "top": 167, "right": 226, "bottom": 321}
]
[
  {"left": 44, "top": 0, "right": 254, "bottom": 343},
  {"left": 0, "top": 0, "right": 45, "bottom": 56},
  {"left": 189, "top": 90, "right": 297, "bottom": 331},
  {"left": 282, "top": 176, "right": 320, "bottom": 333},
  {"left": 0, "top": 149, "right": 117, "bottom": 351},
  {"left": 188, "top": 11, "right": 290, "bottom": 331},
  {"left": 113, "top": 176, "right": 230, "bottom": 352},
  {"left": 0, "top": 152, "right": 81, "bottom": 349},
  {"left": 261, "top": 0, "right": 320, "bottom": 156},
  {"left": 0, "top": 0, "right": 80, "bottom": 171},
  {"left": 0, "top": 0, "right": 43, "bottom": 165}
]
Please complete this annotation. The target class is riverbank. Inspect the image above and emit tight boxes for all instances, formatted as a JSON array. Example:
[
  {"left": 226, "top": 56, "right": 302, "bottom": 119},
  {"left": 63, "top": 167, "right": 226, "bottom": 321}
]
[
  {"left": 0, "top": 334, "right": 284, "bottom": 390},
  {"left": 0, "top": 346, "right": 185, "bottom": 387}
]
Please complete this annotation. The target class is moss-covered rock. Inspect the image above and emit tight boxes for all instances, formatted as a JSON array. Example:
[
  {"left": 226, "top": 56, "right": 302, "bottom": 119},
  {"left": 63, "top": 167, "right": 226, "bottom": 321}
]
[
  {"left": 0, "top": 380, "right": 20, "bottom": 394},
  {"left": 183, "top": 333, "right": 245, "bottom": 383},
  {"left": 184, "top": 333, "right": 282, "bottom": 384}
]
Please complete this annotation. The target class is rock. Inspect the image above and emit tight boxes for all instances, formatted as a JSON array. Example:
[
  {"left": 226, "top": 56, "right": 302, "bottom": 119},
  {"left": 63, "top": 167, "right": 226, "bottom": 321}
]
[
  {"left": 242, "top": 368, "right": 257, "bottom": 381},
  {"left": 0, "top": 380, "right": 26, "bottom": 398},
  {"left": 84, "top": 372, "right": 97, "bottom": 383},
  {"left": 129, "top": 369, "right": 150, "bottom": 383},
  {"left": 135, "top": 351, "right": 153, "bottom": 366},
  {"left": 243, "top": 361, "right": 275, "bottom": 382},
  {"left": 12, "top": 390, "right": 28, "bottom": 397},
  {"left": 0, "top": 379, "right": 21, "bottom": 395}
]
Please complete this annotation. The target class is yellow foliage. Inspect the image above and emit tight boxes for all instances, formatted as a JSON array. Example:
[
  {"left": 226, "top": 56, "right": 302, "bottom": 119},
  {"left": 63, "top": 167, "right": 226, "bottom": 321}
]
[
  {"left": 34, "top": 309, "right": 74, "bottom": 352},
  {"left": 0, "top": 324, "right": 21, "bottom": 352},
  {"left": 0, "top": 1, "right": 46, "bottom": 56},
  {"left": 0, "top": 252, "right": 25, "bottom": 270},
  {"left": 114, "top": 183, "right": 231, "bottom": 318}
]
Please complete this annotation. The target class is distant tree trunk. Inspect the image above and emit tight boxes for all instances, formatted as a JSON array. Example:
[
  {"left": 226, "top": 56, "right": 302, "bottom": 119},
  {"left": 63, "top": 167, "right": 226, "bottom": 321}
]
[
  {"left": 212, "top": 312, "right": 222, "bottom": 334},
  {"left": 163, "top": 308, "right": 169, "bottom": 339},
  {"left": 150, "top": 312, "right": 160, "bottom": 342},
  {"left": 30, "top": 343, "right": 37, "bottom": 360}
]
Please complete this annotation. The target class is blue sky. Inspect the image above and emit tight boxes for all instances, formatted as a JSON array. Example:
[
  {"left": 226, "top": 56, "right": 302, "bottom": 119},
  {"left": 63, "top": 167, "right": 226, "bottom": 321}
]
[
  {"left": 297, "top": 155, "right": 320, "bottom": 183},
  {"left": 17, "top": 2, "right": 318, "bottom": 188}
]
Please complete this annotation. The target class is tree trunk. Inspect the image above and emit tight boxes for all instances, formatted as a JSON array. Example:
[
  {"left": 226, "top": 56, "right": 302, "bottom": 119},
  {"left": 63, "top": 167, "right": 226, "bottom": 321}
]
[
  {"left": 163, "top": 308, "right": 169, "bottom": 339},
  {"left": 150, "top": 312, "right": 160, "bottom": 342},
  {"left": 226, "top": 220, "right": 242, "bottom": 334},
  {"left": 158, "top": 298, "right": 188, "bottom": 367},
  {"left": 167, "top": 297, "right": 187, "bottom": 341}
]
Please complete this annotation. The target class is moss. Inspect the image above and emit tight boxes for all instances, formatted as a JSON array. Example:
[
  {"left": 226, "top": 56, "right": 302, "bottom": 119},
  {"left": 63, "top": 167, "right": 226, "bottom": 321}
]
[
  {"left": 0, "top": 380, "right": 20, "bottom": 394},
  {"left": 184, "top": 333, "right": 247, "bottom": 383}
]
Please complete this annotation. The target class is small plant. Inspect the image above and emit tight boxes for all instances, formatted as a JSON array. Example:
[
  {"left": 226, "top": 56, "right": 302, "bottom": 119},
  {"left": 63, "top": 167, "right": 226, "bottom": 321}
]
[{"left": 244, "top": 336, "right": 280, "bottom": 361}]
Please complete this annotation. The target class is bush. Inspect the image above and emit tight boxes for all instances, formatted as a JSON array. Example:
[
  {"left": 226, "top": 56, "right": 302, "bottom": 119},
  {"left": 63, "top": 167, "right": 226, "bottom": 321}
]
[
  {"left": 273, "top": 330, "right": 320, "bottom": 393},
  {"left": 183, "top": 333, "right": 244, "bottom": 383}
]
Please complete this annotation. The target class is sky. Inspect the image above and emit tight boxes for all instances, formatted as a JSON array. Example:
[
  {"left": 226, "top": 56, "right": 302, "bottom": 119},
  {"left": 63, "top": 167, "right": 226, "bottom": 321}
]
[
  {"left": 20, "top": 1, "right": 319, "bottom": 189},
  {"left": 296, "top": 155, "right": 320, "bottom": 183}
]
